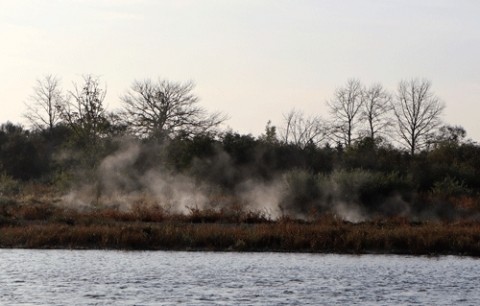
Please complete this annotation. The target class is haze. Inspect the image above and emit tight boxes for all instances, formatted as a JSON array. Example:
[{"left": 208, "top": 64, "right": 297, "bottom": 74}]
[{"left": 1, "top": 0, "right": 479, "bottom": 140}]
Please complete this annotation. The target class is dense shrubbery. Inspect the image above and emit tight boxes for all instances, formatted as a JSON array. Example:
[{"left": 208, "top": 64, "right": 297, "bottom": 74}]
[{"left": 0, "top": 118, "right": 479, "bottom": 221}]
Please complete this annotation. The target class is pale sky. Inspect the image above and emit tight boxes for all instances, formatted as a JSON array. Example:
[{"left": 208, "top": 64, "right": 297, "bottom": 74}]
[{"left": 1, "top": 0, "right": 479, "bottom": 140}]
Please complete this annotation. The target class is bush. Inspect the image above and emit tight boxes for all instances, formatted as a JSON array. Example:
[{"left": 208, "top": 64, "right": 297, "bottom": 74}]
[
  {"left": 431, "top": 176, "right": 471, "bottom": 197},
  {"left": 280, "top": 169, "right": 324, "bottom": 216},
  {"left": 0, "top": 173, "right": 21, "bottom": 196}
]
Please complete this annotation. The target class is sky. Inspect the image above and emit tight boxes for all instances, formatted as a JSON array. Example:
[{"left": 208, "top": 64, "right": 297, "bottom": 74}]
[{"left": 1, "top": 0, "right": 479, "bottom": 140}]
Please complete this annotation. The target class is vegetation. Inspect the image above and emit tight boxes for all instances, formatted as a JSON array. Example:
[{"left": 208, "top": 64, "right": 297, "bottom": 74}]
[
  {"left": 1, "top": 74, "right": 480, "bottom": 254},
  {"left": 1, "top": 196, "right": 480, "bottom": 256}
]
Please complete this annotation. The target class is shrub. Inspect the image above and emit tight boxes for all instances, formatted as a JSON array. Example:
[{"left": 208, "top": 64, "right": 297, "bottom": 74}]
[
  {"left": 0, "top": 173, "right": 21, "bottom": 196},
  {"left": 280, "top": 169, "right": 324, "bottom": 216},
  {"left": 431, "top": 176, "right": 470, "bottom": 197}
]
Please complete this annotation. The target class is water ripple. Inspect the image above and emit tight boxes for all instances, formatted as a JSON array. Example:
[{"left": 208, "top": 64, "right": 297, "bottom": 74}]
[{"left": 0, "top": 250, "right": 479, "bottom": 305}]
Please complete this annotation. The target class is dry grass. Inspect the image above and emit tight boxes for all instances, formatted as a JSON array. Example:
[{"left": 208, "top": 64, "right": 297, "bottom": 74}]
[
  {"left": 2, "top": 197, "right": 480, "bottom": 255},
  {"left": 1, "top": 216, "right": 480, "bottom": 255}
]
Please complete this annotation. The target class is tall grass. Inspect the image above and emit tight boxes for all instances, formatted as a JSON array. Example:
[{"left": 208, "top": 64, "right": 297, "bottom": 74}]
[
  {"left": 1, "top": 191, "right": 480, "bottom": 255},
  {"left": 1, "top": 202, "right": 480, "bottom": 255}
]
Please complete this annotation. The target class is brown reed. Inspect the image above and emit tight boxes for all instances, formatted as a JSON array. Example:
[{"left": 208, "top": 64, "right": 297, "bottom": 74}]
[{"left": 1, "top": 199, "right": 480, "bottom": 255}]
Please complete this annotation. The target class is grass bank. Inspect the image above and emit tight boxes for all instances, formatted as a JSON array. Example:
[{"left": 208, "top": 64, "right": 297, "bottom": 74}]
[{"left": 1, "top": 198, "right": 480, "bottom": 256}]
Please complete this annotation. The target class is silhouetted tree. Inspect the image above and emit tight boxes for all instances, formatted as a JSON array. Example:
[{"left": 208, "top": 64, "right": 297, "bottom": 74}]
[
  {"left": 258, "top": 120, "right": 278, "bottom": 144},
  {"left": 392, "top": 79, "right": 444, "bottom": 155},
  {"left": 361, "top": 83, "right": 392, "bottom": 140},
  {"left": 280, "top": 109, "right": 327, "bottom": 148},
  {"left": 24, "top": 75, "right": 63, "bottom": 131},
  {"left": 328, "top": 79, "right": 364, "bottom": 147},
  {"left": 58, "top": 75, "right": 110, "bottom": 147},
  {"left": 121, "top": 78, "right": 226, "bottom": 139},
  {"left": 435, "top": 125, "right": 467, "bottom": 146}
]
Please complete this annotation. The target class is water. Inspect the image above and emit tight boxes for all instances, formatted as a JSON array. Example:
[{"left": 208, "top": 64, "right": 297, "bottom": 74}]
[{"left": 0, "top": 250, "right": 479, "bottom": 305}]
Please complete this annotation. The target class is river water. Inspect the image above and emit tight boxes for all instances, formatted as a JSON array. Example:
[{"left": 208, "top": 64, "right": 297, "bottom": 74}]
[{"left": 0, "top": 249, "right": 478, "bottom": 305}]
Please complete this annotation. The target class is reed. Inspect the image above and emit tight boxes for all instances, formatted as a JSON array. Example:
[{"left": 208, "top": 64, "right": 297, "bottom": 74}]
[{"left": 2, "top": 199, "right": 480, "bottom": 255}]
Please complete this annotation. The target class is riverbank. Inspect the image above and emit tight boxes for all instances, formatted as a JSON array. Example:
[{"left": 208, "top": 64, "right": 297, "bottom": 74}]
[{"left": 1, "top": 200, "right": 480, "bottom": 256}]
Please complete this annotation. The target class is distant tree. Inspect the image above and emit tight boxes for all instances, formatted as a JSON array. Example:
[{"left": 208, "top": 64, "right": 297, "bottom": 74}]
[
  {"left": 258, "top": 120, "right": 278, "bottom": 144},
  {"left": 121, "top": 78, "right": 226, "bottom": 139},
  {"left": 280, "top": 109, "right": 327, "bottom": 148},
  {"left": 361, "top": 83, "right": 393, "bottom": 140},
  {"left": 104, "top": 112, "right": 129, "bottom": 137},
  {"left": 24, "top": 75, "right": 63, "bottom": 131},
  {"left": 428, "top": 125, "right": 468, "bottom": 172},
  {"left": 392, "top": 79, "right": 444, "bottom": 155},
  {"left": 58, "top": 75, "right": 110, "bottom": 147},
  {"left": 327, "top": 79, "right": 365, "bottom": 147},
  {"left": 435, "top": 125, "right": 466, "bottom": 146}
]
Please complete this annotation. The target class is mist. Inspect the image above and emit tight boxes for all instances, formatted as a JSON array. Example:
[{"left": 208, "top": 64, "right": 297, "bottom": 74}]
[{"left": 57, "top": 135, "right": 467, "bottom": 223}]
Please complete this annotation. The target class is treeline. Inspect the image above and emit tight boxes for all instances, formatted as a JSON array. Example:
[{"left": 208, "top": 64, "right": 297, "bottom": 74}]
[{"left": 1, "top": 75, "right": 479, "bottom": 221}]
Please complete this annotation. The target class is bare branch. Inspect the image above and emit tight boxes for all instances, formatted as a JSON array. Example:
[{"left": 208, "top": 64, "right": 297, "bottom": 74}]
[
  {"left": 24, "top": 75, "right": 64, "bottom": 131},
  {"left": 58, "top": 75, "right": 109, "bottom": 145},
  {"left": 279, "top": 109, "right": 327, "bottom": 148},
  {"left": 360, "top": 83, "right": 393, "bottom": 140},
  {"left": 327, "top": 79, "right": 365, "bottom": 147},
  {"left": 121, "top": 78, "right": 227, "bottom": 138},
  {"left": 391, "top": 79, "right": 445, "bottom": 155}
]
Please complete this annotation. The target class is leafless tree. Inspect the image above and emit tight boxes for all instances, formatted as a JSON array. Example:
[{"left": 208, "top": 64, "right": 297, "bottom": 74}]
[
  {"left": 280, "top": 109, "right": 327, "bottom": 148},
  {"left": 58, "top": 75, "right": 109, "bottom": 146},
  {"left": 24, "top": 75, "right": 63, "bottom": 131},
  {"left": 327, "top": 79, "right": 365, "bottom": 147},
  {"left": 392, "top": 79, "right": 445, "bottom": 155},
  {"left": 361, "top": 83, "right": 393, "bottom": 140},
  {"left": 121, "top": 78, "right": 226, "bottom": 138}
]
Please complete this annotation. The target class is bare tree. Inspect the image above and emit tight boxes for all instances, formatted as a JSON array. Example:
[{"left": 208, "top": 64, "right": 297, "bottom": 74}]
[
  {"left": 361, "top": 83, "right": 393, "bottom": 140},
  {"left": 24, "top": 75, "right": 63, "bottom": 131},
  {"left": 58, "top": 75, "right": 109, "bottom": 146},
  {"left": 327, "top": 79, "right": 365, "bottom": 147},
  {"left": 280, "top": 109, "right": 327, "bottom": 148},
  {"left": 121, "top": 78, "right": 226, "bottom": 138},
  {"left": 392, "top": 79, "right": 445, "bottom": 155}
]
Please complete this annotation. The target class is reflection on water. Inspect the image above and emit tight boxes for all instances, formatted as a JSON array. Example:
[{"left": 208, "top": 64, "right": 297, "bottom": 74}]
[{"left": 0, "top": 249, "right": 479, "bottom": 305}]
